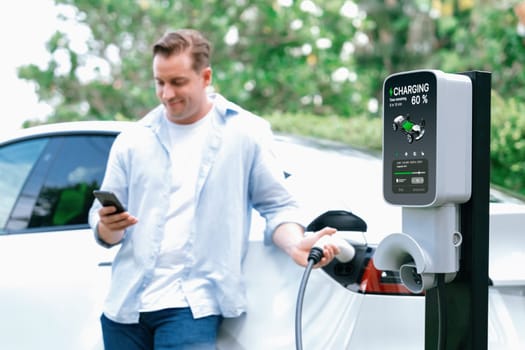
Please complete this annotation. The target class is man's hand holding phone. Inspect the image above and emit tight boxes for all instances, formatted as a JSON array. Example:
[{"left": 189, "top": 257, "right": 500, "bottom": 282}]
[{"left": 93, "top": 190, "right": 138, "bottom": 245}]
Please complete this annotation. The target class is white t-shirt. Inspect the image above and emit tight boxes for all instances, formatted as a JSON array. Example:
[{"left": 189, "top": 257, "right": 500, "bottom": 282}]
[{"left": 140, "top": 109, "right": 213, "bottom": 311}]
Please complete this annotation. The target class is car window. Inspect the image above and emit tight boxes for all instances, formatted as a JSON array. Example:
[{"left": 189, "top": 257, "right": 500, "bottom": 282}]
[
  {"left": 3, "top": 135, "right": 115, "bottom": 233},
  {"left": 0, "top": 138, "right": 49, "bottom": 231}
]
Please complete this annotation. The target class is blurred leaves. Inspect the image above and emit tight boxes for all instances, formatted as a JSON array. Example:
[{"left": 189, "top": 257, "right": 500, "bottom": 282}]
[{"left": 491, "top": 91, "right": 525, "bottom": 196}]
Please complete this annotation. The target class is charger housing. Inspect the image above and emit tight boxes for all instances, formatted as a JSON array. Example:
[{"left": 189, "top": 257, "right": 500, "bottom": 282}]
[{"left": 382, "top": 69, "right": 472, "bottom": 207}]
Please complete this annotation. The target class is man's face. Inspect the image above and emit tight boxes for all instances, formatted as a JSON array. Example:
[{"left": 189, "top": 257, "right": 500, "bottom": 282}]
[{"left": 153, "top": 51, "right": 212, "bottom": 124}]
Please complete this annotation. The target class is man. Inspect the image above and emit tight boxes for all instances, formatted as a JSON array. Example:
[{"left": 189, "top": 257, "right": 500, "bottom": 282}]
[{"left": 89, "top": 28, "right": 339, "bottom": 350}]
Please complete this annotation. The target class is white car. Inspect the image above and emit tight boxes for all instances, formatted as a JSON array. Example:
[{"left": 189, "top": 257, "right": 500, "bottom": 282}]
[{"left": 0, "top": 121, "right": 524, "bottom": 349}]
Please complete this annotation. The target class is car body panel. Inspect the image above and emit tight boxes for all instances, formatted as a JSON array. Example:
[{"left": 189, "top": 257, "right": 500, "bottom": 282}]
[
  {"left": 218, "top": 242, "right": 425, "bottom": 350},
  {"left": 489, "top": 203, "right": 525, "bottom": 286},
  {"left": 0, "top": 228, "right": 114, "bottom": 349}
]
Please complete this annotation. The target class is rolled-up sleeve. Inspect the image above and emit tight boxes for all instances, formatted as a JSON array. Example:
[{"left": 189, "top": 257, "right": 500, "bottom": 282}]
[{"left": 248, "top": 124, "right": 305, "bottom": 244}]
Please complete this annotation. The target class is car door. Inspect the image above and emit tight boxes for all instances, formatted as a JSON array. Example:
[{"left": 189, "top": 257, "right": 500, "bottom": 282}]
[{"left": 0, "top": 132, "right": 117, "bottom": 350}]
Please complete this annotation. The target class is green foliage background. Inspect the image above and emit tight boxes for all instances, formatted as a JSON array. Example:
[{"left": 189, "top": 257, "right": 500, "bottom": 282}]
[{"left": 18, "top": 0, "right": 525, "bottom": 197}]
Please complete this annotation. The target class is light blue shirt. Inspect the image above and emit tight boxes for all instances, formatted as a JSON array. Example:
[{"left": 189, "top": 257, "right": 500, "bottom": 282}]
[{"left": 89, "top": 94, "right": 302, "bottom": 323}]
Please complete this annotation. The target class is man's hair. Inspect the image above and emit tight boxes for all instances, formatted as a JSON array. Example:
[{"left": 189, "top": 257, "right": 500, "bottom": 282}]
[{"left": 152, "top": 29, "right": 212, "bottom": 72}]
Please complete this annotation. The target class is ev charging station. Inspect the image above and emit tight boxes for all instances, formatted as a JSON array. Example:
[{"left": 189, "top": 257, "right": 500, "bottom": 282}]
[
  {"left": 375, "top": 70, "right": 472, "bottom": 292},
  {"left": 374, "top": 70, "right": 491, "bottom": 349}
]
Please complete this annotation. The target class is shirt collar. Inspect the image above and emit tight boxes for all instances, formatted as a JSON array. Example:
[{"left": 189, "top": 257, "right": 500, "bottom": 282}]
[{"left": 139, "top": 93, "right": 241, "bottom": 132}]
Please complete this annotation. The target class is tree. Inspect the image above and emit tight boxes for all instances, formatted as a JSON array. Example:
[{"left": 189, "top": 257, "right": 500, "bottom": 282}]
[
  {"left": 19, "top": 0, "right": 366, "bottom": 122},
  {"left": 19, "top": 0, "right": 525, "bottom": 123},
  {"left": 17, "top": 0, "right": 525, "bottom": 196}
]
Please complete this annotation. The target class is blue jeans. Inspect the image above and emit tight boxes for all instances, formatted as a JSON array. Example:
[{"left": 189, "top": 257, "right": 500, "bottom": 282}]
[{"left": 100, "top": 308, "right": 222, "bottom": 350}]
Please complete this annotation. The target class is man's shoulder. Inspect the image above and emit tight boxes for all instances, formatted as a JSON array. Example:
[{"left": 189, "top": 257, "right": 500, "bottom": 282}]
[
  {"left": 212, "top": 93, "right": 269, "bottom": 129},
  {"left": 113, "top": 112, "right": 160, "bottom": 147}
]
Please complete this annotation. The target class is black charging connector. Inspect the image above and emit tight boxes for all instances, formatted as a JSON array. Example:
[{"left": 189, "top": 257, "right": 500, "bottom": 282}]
[{"left": 307, "top": 247, "right": 324, "bottom": 265}]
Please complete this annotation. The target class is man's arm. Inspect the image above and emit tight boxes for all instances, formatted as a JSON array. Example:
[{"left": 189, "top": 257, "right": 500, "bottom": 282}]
[
  {"left": 272, "top": 222, "right": 339, "bottom": 267},
  {"left": 96, "top": 206, "right": 138, "bottom": 246}
]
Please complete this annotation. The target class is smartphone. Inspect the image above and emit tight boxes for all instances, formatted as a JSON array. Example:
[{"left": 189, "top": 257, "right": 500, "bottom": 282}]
[{"left": 93, "top": 190, "right": 126, "bottom": 213}]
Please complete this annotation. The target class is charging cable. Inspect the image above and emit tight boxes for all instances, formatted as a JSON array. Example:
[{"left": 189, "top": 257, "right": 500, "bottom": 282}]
[
  {"left": 295, "top": 235, "right": 356, "bottom": 350},
  {"left": 436, "top": 273, "right": 447, "bottom": 350}
]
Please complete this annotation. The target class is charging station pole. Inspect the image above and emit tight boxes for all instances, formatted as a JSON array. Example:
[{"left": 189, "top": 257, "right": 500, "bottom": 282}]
[{"left": 425, "top": 71, "right": 491, "bottom": 349}]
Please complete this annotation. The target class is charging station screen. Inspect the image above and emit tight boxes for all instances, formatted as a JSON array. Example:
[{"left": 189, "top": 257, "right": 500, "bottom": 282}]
[
  {"left": 392, "top": 159, "right": 428, "bottom": 193},
  {"left": 383, "top": 71, "right": 437, "bottom": 206}
]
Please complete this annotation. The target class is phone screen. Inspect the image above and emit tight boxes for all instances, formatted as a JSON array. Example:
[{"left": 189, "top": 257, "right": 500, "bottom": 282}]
[{"left": 93, "top": 190, "right": 126, "bottom": 213}]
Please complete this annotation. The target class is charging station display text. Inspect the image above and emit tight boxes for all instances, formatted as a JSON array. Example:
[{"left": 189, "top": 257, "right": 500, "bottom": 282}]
[{"left": 392, "top": 159, "right": 428, "bottom": 193}]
